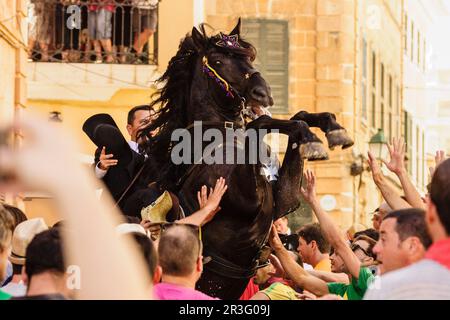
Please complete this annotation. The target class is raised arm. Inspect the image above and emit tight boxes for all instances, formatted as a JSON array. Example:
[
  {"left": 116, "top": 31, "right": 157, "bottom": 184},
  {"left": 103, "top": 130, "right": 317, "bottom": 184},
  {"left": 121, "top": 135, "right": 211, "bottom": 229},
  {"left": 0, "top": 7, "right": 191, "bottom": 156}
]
[
  {"left": 300, "top": 170, "right": 362, "bottom": 279},
  {"left": 382, "top": 138, "right": 425, "bottom": 209},
  {"left": 269, "top": 225, "right": 329, "bottom": 297},
  {"left": 368, "top": 151, "right": 411, "bottom": 210}
]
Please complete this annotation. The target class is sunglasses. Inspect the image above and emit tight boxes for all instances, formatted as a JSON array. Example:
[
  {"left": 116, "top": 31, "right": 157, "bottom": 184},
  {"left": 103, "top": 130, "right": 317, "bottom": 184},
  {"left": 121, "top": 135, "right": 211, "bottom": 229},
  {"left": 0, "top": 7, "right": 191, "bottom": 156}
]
[{"left": 350, "top": 243, "right": 373, "bottom": 258}]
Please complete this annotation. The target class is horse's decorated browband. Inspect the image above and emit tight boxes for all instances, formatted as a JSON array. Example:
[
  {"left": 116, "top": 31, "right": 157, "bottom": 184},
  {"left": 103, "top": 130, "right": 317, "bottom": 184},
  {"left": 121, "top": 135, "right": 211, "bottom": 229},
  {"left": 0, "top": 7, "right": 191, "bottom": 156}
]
[{"left": 202, "top": 56, "right": 235, "bottom": 99}]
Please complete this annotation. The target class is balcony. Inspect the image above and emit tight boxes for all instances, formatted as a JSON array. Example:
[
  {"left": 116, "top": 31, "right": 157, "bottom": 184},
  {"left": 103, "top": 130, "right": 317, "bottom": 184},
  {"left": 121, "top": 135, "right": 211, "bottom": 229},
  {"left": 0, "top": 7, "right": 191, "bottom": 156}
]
[
  {"left": 28, "top": 0, "right": 158, "bottom": 65},
  {"left": 27, "top": 1, "right": 161, "bottom": 102}
]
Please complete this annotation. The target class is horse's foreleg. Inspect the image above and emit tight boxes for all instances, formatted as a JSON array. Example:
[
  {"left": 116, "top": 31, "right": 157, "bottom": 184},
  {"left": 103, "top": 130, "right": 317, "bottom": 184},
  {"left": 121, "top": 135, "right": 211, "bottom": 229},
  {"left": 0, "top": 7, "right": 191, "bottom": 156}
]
[
  {"left": 246, "top": 115, "right": 328, "bottom": 161},
  {"left": 291, "top": 111, "right": 354, "bottom": 149},
  {"left": 273, "top": 137, "right": 305, "bottom": 220}
]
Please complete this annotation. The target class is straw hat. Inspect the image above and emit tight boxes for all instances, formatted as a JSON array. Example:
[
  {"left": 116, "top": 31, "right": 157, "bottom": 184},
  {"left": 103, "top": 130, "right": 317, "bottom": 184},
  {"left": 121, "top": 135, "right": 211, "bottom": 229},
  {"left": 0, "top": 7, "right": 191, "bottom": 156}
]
[
  {"left": 116, "top": 223, "right": 147, "bottom": 236},
  {"left": 10, "top": 218, "right": 48, "bottom": 265}
]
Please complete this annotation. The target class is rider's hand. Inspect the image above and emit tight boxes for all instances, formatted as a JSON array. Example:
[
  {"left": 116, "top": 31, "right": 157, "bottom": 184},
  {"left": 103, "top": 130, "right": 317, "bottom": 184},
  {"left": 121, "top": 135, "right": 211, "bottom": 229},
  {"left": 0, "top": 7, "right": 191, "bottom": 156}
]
[{"left": 98, "top": 146, "right": 118, "bottom": 171}]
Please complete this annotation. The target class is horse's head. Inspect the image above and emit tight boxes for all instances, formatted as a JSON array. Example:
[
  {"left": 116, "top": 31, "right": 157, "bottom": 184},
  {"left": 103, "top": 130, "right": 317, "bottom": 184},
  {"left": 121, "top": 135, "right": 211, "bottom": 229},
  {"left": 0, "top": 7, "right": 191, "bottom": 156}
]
[{"left": 190, "top": 19, "right": 274, "bottom": 119}]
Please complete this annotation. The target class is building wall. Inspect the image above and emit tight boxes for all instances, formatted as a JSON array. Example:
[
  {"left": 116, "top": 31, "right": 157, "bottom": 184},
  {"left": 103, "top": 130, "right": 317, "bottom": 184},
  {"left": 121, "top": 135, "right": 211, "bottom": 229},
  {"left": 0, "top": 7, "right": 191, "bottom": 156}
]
[
  {"left": 0, "top": 0, "right": 28, "bottom": 208},
  {"left": 403, "top": 0, "right": 435, "bottom": 192},
  {"left": 206, "top": 0, "right": 405, "bottom": 229}
]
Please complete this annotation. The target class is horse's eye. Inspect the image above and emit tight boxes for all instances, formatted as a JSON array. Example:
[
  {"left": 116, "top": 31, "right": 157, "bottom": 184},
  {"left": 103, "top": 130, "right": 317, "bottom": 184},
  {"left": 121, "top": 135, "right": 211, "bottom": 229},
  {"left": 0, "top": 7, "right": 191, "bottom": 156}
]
[{"left": 215, "top": 60, "right": 222, "bottom": 66}]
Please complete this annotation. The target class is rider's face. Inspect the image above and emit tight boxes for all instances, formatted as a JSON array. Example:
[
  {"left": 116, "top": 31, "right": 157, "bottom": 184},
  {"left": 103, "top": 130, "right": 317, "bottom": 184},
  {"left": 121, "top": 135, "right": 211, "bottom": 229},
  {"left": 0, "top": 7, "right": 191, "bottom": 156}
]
[{"left": 127, "top": 109, "right": 152, "bottom": 142}]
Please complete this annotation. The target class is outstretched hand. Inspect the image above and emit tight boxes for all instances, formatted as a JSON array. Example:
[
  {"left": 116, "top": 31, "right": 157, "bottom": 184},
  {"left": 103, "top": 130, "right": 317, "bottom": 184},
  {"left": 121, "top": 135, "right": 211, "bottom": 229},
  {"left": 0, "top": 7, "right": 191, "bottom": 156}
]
[
  {"left": 367, "top": 151, "right": 382, "bottom": 177},
  {"left": 300, "top": 170, "right": 317, "bottom": 204},
  {"left": 268, "top": 224, "right": 284, "bottom": 252},
  {"left": 196, "top": 177, "right": 228, "bottom": 225},
  {"left": 382, "top": 138, "right": 406, "bottom": 175},
  {"left": 429, "top": 150, "right": 447, "bottom": 178}
]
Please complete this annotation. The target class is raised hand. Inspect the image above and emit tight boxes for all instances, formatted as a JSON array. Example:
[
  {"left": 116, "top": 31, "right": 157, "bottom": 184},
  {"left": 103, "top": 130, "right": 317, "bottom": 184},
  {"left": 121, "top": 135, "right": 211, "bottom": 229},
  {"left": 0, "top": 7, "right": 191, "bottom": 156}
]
[
  {"left": 429, "top": 150, "right": 447, "bottom": 178},
  {"left": 300, "top": 170, "right": 317, "bottom": 204},
  {"left": 98, "top": 146, "right": 118, "bottom": 170},
  {"left": 367, "top": 151, "right": 382, "bottom": 180},
  {"left": 382, "top": 138, "right": 406, "bottom": 175},
  {"left": 268, "top": 224, "right": 284, "bottom": 251},
  {"left": 196, "top": 177, "right": 228, "bottom": 224}
]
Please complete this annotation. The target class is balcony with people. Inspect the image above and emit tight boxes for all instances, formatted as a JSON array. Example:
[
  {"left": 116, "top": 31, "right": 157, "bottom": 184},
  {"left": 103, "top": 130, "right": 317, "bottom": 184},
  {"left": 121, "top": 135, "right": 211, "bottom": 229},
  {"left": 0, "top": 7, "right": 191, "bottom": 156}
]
[{"left": 27, "top": 0, "right": 159, "bottom": 65}]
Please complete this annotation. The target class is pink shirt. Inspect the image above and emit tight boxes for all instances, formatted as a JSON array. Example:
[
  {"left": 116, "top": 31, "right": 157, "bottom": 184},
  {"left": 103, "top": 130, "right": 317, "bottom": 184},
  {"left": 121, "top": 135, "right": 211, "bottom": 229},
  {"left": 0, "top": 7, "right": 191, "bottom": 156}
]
[{"left": 154, "top": 283, "right": 218, "bottom": 300}]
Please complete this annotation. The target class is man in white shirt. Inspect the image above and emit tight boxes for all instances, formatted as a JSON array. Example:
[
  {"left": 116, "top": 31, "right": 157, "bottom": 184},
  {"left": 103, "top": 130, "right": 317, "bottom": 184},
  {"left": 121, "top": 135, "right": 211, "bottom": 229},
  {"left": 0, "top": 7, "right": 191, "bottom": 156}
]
[{"left": 95, "top": 105, "right": 154, "bottom": 179}]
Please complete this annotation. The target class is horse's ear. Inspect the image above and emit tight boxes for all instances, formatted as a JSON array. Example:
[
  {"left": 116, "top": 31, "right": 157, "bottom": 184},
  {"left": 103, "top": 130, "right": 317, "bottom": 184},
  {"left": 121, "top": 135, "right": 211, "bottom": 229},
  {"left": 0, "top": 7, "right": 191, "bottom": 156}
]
[
  {"left": 229, "top": 18, "right": 241, "bottom": 36},
  {"left": 191, "top": 26, "right": 205, "bottom": 51}
]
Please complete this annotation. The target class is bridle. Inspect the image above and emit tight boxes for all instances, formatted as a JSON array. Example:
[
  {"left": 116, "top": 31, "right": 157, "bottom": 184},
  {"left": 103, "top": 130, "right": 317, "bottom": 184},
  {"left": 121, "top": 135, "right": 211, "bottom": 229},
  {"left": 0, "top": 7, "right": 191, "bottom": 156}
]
[{"left": 201, "top": 55, "right": 259, "bottom": 111}]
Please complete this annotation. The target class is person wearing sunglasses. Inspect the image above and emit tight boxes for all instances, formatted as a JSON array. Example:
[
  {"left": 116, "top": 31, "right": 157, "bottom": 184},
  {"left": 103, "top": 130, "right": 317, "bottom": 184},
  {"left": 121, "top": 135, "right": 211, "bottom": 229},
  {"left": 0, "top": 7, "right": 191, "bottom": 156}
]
[{"left": 268, "top": 170, "right": 377, "bottom": 300}]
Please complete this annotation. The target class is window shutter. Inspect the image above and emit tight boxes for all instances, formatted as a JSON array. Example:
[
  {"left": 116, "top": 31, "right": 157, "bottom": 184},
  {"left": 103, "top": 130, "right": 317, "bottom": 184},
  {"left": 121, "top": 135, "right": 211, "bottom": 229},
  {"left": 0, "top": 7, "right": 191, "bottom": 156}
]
[{"left": 243, "top": 19, "right": 289, "bottom": 113}]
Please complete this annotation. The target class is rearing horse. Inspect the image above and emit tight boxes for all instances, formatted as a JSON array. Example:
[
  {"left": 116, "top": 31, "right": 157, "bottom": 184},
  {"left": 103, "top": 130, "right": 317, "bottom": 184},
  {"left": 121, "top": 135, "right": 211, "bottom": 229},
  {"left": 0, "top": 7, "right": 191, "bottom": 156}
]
[{"left": 140, "top": 20, "right": 353, "bottom": 299}]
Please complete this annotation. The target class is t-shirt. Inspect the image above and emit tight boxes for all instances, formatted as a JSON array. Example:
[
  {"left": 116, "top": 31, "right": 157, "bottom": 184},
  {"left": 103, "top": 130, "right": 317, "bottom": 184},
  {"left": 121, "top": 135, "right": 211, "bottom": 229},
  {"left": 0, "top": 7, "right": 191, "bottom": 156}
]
[
  {"left": 154, "top": 282, "right": 218, "bottom": 300},
  {"left": 239, "top": 278, "right": 259, "bottom": 300},
  {"left": 0, "top": 290, "right": 12, "bottom": 300},
  {"left": 327, "top": 267, "right": 374, "bottom": 300},
  {"left": 259, "top": 282, "right": 298, "bottom": 300},
  {"left": 314, "top": 258, "right": 332, "bottom": 272},
  {"left": 364, "top": 259, "right": 450, "bottom": 300}
]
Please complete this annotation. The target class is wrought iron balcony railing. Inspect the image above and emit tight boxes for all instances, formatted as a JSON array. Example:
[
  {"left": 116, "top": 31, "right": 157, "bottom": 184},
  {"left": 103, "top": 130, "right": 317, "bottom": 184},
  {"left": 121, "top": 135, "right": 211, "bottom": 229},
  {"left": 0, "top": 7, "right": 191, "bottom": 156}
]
[{"left": 28, "top": 0, "right": 158, "bottom": 65}]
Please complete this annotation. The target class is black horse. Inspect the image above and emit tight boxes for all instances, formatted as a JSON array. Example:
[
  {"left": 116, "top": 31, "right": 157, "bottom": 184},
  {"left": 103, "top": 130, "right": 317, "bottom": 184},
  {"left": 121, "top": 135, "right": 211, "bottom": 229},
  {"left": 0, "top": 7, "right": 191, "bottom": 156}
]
[{"left": 140, "top": 20, "right": 354, "bottom": 299}]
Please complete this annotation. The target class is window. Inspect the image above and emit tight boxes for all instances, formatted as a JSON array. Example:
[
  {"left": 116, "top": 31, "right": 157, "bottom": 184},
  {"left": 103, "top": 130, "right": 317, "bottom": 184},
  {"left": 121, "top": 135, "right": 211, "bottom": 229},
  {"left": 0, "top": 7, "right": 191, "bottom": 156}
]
[
  {"left": 389, "top": 112, "right": 393, "bottom": 141},
  {"left": 411, "top": 21, "right": 414, "bottom": 62},
  {"left": 404, "top": 13, "right": 408, "bottom": 53},
  {"left": 372, "top": 52, "right": 377, "bottom": 87},
  {"left": 422, "top": 131, "right": 426, "bottom": 186},
  {"left": 423, "top": 39, "right": 427, "bottom": 71},
  {"left": 380, "top": 63, "right": 385, "bottom": 130},
  {"left": 416, "top": 126, "right": 420, "bottom": 185},
  {"left": 404, "top": 112, "right": 413, "bottom": 174},
  {"left": 362, "top": 39, "right": 368, "bottom": 119},
  {"left": 371, "top": 52, "right": 377, "bottom": 127},
  {"left": 242, "top": 19, "right": 289, "bottom": 113},
  {"left": 389, "top": 75, "right": 393, "bottom": 108},
  {"left": 417, "top": 31, "right": 421, "bottom": 66}
]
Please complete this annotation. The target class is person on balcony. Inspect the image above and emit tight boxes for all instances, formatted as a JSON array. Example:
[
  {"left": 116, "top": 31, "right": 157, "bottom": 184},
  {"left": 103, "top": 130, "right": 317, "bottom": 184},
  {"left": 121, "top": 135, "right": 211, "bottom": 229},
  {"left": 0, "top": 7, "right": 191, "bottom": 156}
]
[
  {"left": 28, "top": 0, "right": 55, "bottom": 62},
  {"left": 87, "top": 0, "right": 115, "bottom": 63},
  {"left": 131, "top": 0, "right": 159, "bottom": 63},
  {"left": 113, "top": 0, "right": 132, "bottom": 63}
]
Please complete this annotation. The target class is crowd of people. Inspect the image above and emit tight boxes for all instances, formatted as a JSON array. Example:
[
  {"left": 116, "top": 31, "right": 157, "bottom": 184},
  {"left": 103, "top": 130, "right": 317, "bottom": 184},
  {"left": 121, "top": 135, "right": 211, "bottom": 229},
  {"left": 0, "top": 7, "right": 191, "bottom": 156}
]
[
  {"left": 0, "top": 104, "right": 450, "bottom": 300},
  {"left": 28, "top": 0, "right": 159, "bottom": 63}
]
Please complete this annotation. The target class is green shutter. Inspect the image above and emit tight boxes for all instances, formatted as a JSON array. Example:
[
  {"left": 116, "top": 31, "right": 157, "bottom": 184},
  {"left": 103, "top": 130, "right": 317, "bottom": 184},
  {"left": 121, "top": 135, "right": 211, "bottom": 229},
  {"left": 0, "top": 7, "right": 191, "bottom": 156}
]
[{"left": 243, "top": 19, "right": 289, "bottom": 113}]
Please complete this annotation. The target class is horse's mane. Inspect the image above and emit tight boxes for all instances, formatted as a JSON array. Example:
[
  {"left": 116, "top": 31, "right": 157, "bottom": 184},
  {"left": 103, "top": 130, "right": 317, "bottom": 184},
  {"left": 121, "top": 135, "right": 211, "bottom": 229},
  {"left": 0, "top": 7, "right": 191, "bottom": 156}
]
[{"left": 140, "top": 24, "right": 256, "bottom": 190}]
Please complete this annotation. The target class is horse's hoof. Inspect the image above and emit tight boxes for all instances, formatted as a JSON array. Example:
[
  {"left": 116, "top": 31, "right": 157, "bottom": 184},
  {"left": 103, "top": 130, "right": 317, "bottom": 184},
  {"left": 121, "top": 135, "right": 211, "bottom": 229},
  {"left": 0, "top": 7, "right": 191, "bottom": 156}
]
[
  {"left": 326, "top": 129, "right": 354, "bottom": 150},
  {"left": 300, "top": 142, "right": 329, "bottom": 161}
]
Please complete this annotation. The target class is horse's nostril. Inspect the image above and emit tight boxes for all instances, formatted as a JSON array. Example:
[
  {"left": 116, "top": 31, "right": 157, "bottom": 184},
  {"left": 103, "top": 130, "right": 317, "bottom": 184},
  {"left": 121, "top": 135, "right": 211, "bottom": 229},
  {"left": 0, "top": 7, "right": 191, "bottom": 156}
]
[{"left": 250, "top": 86, "right": 268, "bottom": 99}]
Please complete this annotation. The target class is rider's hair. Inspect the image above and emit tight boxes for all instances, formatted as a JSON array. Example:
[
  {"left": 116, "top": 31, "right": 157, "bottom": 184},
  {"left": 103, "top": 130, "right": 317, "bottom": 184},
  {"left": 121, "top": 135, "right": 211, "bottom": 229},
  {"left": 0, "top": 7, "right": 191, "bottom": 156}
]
[{"left": 127, "top": 105, "right": 153, "bottom": 125}]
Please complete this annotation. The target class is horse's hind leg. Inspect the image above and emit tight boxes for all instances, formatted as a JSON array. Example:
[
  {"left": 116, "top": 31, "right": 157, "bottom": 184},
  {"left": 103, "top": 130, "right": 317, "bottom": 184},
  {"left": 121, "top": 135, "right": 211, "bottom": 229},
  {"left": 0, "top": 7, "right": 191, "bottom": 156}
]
[{"left": 291, "top": 111, "right": 354, "bottom": 150}]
